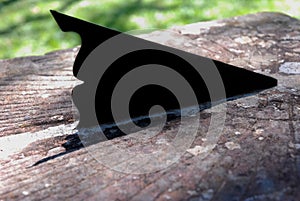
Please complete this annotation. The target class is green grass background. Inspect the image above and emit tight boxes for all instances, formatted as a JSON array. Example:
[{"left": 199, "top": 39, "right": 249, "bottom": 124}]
[{"left": 0, "top": 0, "right": 299, "bottom": 59}]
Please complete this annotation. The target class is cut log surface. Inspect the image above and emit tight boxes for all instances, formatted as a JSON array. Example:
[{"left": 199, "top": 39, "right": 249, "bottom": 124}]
[{"left": 1, "top": 12, "right": 300, "bottom": 200}]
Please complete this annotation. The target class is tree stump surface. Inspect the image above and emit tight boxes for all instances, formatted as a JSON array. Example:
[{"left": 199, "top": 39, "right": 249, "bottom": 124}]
[{"left": 0, "top": 12, "right": 300, "bottom": 200}]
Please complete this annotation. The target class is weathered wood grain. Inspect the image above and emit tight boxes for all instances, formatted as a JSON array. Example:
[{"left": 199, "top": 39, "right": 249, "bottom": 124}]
[{"left": 0, "top": 12, "right": 299, "bottom": 200}]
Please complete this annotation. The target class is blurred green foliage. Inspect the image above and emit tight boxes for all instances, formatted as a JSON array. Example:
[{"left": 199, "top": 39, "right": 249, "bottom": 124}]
[{"left": 0, "top": 0, "right": 299, "bottom": 59}]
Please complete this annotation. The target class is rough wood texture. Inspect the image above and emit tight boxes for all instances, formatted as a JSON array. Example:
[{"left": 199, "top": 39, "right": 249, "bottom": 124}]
[{"left": 1, "top": 12, "right": 300, "bottom": 200}]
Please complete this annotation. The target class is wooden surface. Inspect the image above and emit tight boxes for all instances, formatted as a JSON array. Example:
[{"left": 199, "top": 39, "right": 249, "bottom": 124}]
[{"left": 0, "top": 12, "right": 300, "bottom": 200}]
